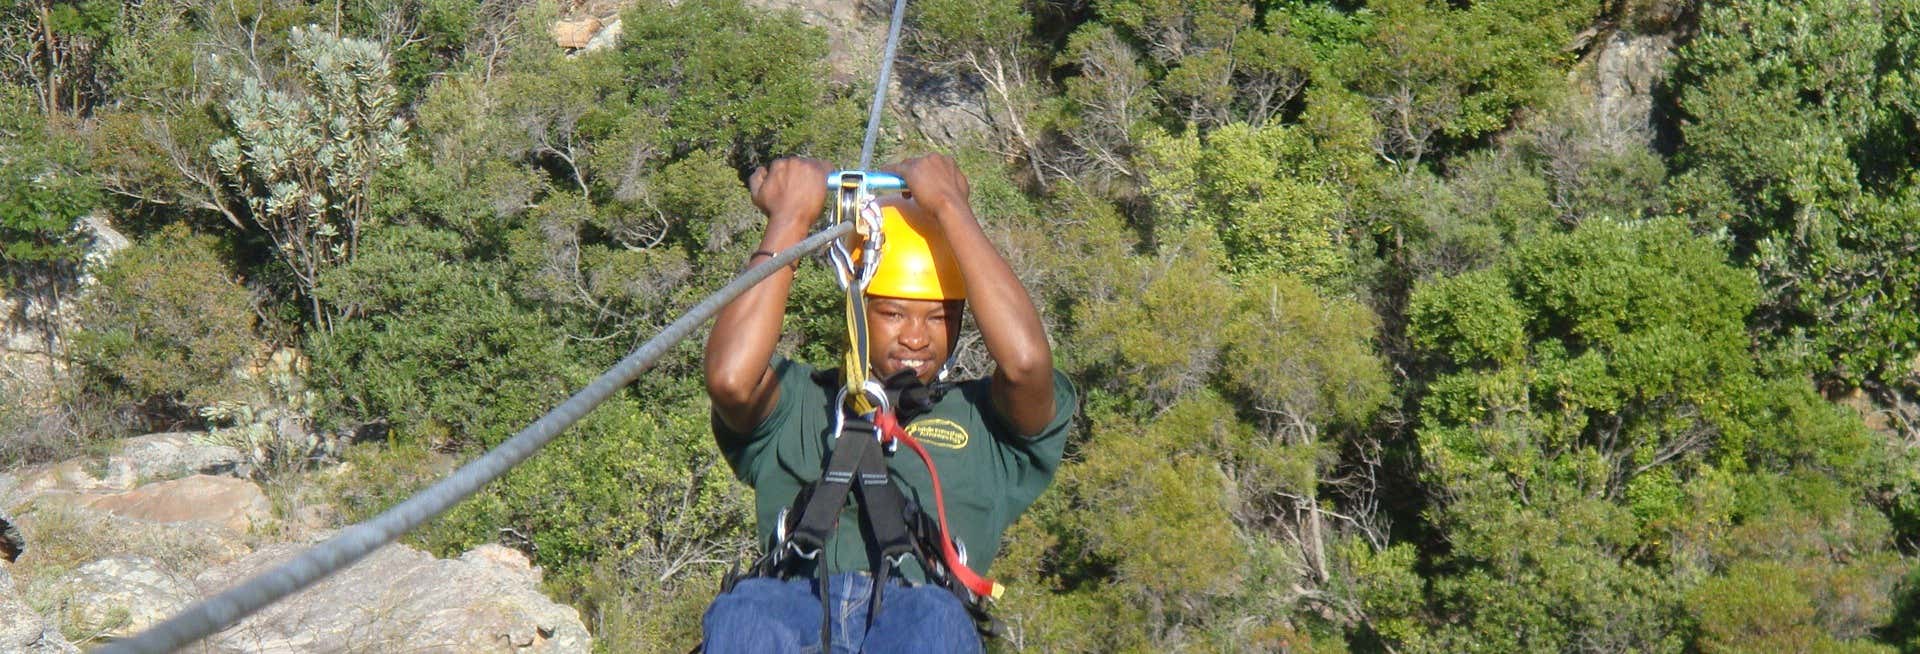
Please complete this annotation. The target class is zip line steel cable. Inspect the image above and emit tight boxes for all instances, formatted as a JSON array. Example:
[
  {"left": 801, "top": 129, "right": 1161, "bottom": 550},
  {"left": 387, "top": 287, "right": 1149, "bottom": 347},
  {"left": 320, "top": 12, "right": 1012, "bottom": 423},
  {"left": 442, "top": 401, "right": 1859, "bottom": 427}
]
[
  {"left": 859, "top": 0, "right": 909, "bottom": 170},
  {"left": 105, "top": 2, "right": 915, "bottom": 650}
]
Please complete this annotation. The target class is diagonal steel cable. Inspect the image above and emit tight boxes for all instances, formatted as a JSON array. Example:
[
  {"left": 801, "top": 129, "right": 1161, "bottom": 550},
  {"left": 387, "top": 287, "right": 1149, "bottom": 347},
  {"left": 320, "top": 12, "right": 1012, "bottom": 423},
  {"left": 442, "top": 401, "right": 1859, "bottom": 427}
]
[
  {"left": 857, "top": 0, "right": 911, "bottom": 171},
  {"left": 99, "top": 223, "right": 854, "bottom": 654}
]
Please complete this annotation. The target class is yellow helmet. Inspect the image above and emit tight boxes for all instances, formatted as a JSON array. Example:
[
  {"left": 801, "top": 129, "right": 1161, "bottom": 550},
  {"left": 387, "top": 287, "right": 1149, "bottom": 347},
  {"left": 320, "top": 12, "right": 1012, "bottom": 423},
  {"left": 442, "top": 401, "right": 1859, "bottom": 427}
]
[{"left": 851, "top": 197, "right": 967, "bottom": 300}]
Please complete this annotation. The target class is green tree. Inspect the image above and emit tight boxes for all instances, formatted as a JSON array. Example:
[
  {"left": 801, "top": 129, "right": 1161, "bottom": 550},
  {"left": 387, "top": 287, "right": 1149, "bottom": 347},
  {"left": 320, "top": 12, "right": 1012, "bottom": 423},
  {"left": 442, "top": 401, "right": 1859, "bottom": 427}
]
[
  {"left": 1003, "top": 189, "right": 1398, "bottom": 648},
  {"left": 339, "top": 0, "right": 481, "bottom": 102},
  {"left": 368, "top": 73, "right": 542, "bottom": 245},
  {"left": 1053, "top": 24, "right": 1157, "bottom": 196},
  {"left": 1094, "top": 0, "right": 1314, "bottom": 130},
  {"left": 0, "top": 0, "right": 120, "bottom": 114},
  {"left": 616, "top": 0, "right": 862, "bottom": 169},
  {"left": 0, "top": 83, "right": 96, "bottom": 268},
  {"left": 1071, "top": 226, "right": 1235, "bottom": 410},
  {"left": 1327, "top": 0, "right": 1597, "bottom": 168},
  {"left": 1216, "top": 271, "right": 1393, "bottom": 641},
  {"left": 1689, "top": 480, "right": 1906, "bottom": 654},
  {"left": 1137, "top": 121, "right": 1364, "bottom": 284},
  {"left": 910, "top": 0, "right": 1058, "bottom": 185},
  {"left": 209, "top": 25, "right": 407, "bottom": 333},
  {"left": 307, "top": 225, "right": 571, "bottom": 451},
  {"left": 1669, "top": 0, "right": 1920, "bottom": 387},
  {"left": 1404, "top": 218, "right": 1907, "bottom": 651}
]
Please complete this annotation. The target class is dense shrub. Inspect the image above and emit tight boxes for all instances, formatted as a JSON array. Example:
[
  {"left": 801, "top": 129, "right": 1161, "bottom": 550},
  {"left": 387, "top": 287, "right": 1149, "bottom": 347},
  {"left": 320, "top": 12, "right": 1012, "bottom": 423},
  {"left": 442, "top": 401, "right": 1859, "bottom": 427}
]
[{"left": 70, "top": 223, "right": 256, "bottom": 421}]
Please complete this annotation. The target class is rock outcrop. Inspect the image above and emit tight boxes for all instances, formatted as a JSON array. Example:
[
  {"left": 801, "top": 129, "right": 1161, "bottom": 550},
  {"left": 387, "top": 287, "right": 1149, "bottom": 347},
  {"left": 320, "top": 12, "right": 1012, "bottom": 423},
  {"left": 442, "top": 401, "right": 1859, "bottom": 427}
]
[
  {"left": 12, "top": 432, "right": 245, "bottom": 499},
  {"left": 197, "top": 540, "right": 592, "bottom": 653},
  {"left": 109, "top": 433, "right": 247, "bottom": 484},
  {"left": 54, "top": 556, "right": 198, "bottom": 639},
  {"left": 0, "top": 564, "right": 79, "bottom": 653},
  {"left": 6, "top": 444, "right": 590, "bottom": 654},
  {"left": 2, "top": 211, "right": 131, "bottom": 413},
  {"left": 78, "top": 474, "right": 273, "bottom": 535},
  {"left": 1588, "top": 31, "right": 1673, "bottom": 136},
  {"left": 551, "top": 15, "right": 603, "bottom": 49}
]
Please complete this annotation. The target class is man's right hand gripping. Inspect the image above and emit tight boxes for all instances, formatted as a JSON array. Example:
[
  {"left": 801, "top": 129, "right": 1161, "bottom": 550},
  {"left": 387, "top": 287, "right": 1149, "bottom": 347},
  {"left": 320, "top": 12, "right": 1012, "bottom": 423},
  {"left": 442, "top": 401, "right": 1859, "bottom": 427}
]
[
  {"left": 749, "top": 158, "right": 832, "bottom": 237},
  {"left": 706, "top": 157, "right": 833, "bottom": 435}
]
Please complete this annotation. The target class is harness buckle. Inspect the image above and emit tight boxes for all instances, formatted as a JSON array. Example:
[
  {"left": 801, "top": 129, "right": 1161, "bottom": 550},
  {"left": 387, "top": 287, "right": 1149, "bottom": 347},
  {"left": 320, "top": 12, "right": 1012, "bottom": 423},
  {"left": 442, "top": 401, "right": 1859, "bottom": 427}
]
[
  {"left": 885, "top": 551, "right": 914, "bottom": 569},
  {"left": 786, "top": 539, "right": 821, "bottom": 561},
  {"left": 773, "top": 506, "right": 790, "bottom": 548}
]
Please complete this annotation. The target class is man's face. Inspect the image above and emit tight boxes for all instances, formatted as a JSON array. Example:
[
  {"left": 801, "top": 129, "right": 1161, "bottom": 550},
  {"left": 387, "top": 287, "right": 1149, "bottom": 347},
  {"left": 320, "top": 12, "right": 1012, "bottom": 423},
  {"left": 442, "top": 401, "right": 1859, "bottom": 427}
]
[{"left": 866, "top": 296, "right": 964, "bottom": 384}]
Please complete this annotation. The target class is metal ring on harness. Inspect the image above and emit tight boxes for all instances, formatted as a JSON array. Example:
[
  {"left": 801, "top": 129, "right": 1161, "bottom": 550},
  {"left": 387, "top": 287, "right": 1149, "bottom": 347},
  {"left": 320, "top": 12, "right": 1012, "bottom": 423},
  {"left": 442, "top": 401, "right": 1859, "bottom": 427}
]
[
  {"left": 829, "top": 384, "right": 894, "bottom": 443},
  {"left": 834, "top": 385, "right": 899, "bottom": 452}
]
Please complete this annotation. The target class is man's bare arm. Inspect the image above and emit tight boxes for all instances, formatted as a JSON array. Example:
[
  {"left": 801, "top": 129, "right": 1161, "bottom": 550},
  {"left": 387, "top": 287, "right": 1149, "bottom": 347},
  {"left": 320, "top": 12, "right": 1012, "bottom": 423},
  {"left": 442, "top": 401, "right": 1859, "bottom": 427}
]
[{"left": 704, "top": 157, "right": 831, "bottom": 435}]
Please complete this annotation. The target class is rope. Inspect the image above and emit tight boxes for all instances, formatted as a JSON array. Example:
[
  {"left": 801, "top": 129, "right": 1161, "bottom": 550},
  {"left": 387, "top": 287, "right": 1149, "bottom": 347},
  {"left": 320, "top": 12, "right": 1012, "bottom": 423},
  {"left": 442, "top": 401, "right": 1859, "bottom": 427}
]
[
  {"left": 98, "top": 224, "right": 854, "bottom": 654},
  {"left": 857, "top": 0, "right": 910, "bottom": 171}
]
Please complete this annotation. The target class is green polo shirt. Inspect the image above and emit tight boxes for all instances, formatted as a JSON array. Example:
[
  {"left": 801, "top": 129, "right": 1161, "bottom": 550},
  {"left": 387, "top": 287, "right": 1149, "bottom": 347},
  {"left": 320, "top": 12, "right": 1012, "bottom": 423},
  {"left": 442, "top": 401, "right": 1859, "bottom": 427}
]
[{"left": 714, "top": 355, "right": 1076, "bottom": 581}]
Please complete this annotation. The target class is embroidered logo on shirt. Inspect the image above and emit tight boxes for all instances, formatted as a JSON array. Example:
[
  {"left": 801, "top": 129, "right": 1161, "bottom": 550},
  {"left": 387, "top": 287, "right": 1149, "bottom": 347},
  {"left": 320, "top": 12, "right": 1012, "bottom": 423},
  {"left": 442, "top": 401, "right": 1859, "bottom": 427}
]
[{"left": 906, "top": 418, "right": 969, "bottom": 449}]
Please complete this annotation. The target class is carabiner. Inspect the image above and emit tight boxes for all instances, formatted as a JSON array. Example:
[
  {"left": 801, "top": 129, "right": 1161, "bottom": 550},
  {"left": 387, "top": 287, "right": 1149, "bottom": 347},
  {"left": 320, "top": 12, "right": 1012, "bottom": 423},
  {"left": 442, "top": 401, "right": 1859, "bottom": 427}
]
[
  {"left": 824, "top": 170, "right": 905, "bottom": 292},
  {"left": 831, "top": 385, "right": 894, "bottom": 445}
]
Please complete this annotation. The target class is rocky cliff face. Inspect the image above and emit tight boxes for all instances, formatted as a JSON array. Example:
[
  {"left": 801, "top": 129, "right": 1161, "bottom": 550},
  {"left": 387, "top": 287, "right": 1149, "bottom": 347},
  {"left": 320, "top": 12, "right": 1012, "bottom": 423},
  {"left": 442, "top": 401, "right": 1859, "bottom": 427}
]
[
  {"left": 550, "top": 0, "right": 992, "bottom": 149},
  {"left": 1567, "top": 28, "right": 1674, "bottom": 150},
  {"left": 1, "top": 434, "right": 593, "bottom": 652},
  {"left": 1, "top": 212, "right": 128, "bottom": 418}
]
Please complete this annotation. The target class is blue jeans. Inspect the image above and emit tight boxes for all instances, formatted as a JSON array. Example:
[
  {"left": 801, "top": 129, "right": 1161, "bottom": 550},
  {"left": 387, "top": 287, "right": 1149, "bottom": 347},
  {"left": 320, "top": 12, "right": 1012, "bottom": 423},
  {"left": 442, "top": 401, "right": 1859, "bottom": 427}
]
[{"left": 701, "top": 572, "right": 982, "bottom": 653}]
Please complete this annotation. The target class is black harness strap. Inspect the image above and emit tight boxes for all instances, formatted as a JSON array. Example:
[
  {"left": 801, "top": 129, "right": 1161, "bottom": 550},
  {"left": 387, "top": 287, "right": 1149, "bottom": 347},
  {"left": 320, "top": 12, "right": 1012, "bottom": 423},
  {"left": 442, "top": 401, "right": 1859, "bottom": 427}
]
[
  {"left": 785, "top": 420, "right": 874, "bottom": 648},
  {"left": 853, "top": 440, "right": 916, "bottom": 562},
  {"left": 787, "top": 419, "right": 875, "bottom": 557},
  {"left": 852, "top": 433, "right": 916, "bottom": 623}
]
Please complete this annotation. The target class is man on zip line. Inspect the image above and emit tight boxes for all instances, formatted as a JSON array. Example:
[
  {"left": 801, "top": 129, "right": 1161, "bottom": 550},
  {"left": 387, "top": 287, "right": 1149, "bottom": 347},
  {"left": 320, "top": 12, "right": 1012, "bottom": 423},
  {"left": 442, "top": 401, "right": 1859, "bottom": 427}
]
[{"left": 701, "top": 153, "right": 1077, "bottom": 652}]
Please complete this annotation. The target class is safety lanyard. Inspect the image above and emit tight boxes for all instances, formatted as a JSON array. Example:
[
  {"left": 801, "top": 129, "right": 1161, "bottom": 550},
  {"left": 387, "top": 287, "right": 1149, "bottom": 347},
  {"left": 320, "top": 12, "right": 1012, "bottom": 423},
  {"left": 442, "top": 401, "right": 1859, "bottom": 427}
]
[
  {"left": 873, "top": 412, "right": 1004, "bottom": 601},
  {"left": 824, "top": 170, "right": 904, "bottom": 415}
]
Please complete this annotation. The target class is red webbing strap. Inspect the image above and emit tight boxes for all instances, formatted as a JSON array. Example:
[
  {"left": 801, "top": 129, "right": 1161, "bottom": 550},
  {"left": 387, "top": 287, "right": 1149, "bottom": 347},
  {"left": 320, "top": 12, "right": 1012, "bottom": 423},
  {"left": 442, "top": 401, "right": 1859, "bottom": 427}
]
[{"left": 872, "top": 412, "right": 1003, "bottom": 601}]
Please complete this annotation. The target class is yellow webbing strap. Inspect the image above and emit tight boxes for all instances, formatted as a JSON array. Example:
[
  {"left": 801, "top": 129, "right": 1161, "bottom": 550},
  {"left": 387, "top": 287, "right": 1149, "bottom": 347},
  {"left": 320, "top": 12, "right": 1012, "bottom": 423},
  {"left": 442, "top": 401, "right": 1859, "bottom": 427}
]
[
  {"left": 841, "top": 283, "right": 875, "bottom": 415},
  {"left": 833, "top": 177, "right": 878, "bottom": 415}
]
